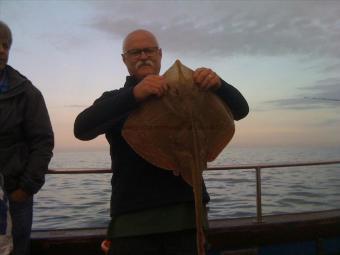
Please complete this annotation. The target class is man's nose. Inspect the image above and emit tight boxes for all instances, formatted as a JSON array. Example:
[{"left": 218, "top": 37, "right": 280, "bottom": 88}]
[{"left": 139, "top": 51, "right": 148, "bottom": 59}]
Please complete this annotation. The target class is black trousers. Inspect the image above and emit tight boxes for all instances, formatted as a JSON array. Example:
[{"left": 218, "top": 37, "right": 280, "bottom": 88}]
[{"left": 108, "top": 229, "right": 199, "bottom": 255}]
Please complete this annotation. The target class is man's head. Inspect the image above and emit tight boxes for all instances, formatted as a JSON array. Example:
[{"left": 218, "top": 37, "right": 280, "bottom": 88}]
[
  {"left": 122, "top": 29, "right": 162, "bottom": 81},
  {"left": 0, "top": 21, "right": 12, "bottom": 71}
]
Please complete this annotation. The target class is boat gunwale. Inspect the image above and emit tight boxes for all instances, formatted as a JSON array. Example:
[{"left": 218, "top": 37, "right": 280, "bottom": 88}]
[{"left": 31, "top": 208, "right": 340, "bottom": 239}]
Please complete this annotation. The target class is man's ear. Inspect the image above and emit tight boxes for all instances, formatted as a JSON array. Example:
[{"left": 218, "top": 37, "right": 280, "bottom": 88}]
[{"left": 121, "top": 54, "right": 126, "bottom": 64}]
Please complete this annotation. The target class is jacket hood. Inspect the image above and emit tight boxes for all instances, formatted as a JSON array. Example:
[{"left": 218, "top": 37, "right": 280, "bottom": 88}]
[{"left": 0, "top": 65, "right": 28, "bottom": 100}]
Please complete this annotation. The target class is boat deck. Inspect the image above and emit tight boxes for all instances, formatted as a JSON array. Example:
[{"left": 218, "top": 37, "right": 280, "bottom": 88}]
[{"left": 31, "top": 209, "right": 340, "bottom": 255}]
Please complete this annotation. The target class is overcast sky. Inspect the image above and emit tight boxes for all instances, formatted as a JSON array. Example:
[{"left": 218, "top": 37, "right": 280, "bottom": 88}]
[{"left": 1, "top": 0, "right": 339, "bottom": 151}]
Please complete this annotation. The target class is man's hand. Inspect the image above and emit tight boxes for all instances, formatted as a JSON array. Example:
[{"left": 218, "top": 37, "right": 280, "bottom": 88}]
[
  {"left": 10, "top": 188, "right": 30, "bottom": 202},
  {"left": 133, "top": 75, "right": 168, "bottom": 102},
  {"left": 193, "top": 68, "right": 221, "bottom": 90}
]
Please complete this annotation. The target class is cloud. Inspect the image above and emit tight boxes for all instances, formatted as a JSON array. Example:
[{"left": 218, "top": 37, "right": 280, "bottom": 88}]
[
  {"left": 88, "top": 1, "right": 340, "bottom": 60},
  {"left": 266, "top": 97, "right": 339, "bottom": 110},
  {"left": 265, "top": 77, "right": 340, "bottom": 110},
  {"left": 317, "top": 117, "right": 340, "bottom": 127},
  {"left": 88, "top": 0, "right": 340, "bottom": 115},
  {"left": 320, "top": 62, "right": 340, "bottom": 73},
  {"left": 302, "top": 78, "right": 340, "bottom": 98}
]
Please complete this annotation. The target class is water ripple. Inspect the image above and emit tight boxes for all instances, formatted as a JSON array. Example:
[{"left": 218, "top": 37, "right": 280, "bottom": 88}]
[{"left": 33, "top": 147, "right": 340, "bottom": 230}]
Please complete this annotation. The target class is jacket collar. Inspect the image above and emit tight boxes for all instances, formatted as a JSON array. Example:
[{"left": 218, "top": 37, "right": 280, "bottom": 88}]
[
  {"left": 124, "top": 76, "right": 139, "bottom": 88},
  {"left": 0, "top": 65, "right": 28, "bottom": 99}
]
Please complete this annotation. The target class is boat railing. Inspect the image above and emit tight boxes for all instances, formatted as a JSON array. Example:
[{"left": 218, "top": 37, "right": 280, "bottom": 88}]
[{"left": 47, "top": 160, "right": 340, "bottom": 224}]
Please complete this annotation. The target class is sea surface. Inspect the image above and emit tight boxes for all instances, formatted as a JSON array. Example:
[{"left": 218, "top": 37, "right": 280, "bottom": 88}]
[{"left": 33, "top": 146, "right": 340, "bottom": 230}]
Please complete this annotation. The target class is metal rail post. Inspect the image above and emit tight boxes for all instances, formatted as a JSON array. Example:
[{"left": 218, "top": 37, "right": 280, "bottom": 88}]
[{"left": 255, "top": 167, "right": 263, "bottom": 223}]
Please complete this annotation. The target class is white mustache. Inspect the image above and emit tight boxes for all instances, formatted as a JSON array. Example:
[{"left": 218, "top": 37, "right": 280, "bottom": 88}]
[{"left": 135, "top": 60, "right": 154, "bottom": 69}]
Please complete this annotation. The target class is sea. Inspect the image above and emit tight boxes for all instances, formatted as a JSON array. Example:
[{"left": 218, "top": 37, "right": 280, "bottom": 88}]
[{"left": 32, "top": 146, "right": 340, "bottom": 230}]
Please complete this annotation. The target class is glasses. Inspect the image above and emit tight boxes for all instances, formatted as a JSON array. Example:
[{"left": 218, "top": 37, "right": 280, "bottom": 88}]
[{"left": 123, "top": 47, "right": 160, "bottom": 58}]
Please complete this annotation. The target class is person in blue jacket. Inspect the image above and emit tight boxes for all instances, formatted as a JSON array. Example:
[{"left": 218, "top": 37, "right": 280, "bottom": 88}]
[
  {"left": 74, "top": 29, "right": 248, "bottom": 255},
  {"left": 0, "top": 20, "right": 54, "bottom": 255}
]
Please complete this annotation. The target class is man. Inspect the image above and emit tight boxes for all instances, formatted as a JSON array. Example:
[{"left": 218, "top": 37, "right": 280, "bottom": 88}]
[
  {"left": 0, "top": 21, "right": 54, "bottom": 255},
  {"left": 74, "top": 29, "right": 249, "bottom": 254}
]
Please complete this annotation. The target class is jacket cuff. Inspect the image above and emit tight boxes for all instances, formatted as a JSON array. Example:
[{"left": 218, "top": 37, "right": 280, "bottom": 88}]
[{"left": 20, "top": 177, "right": 44, "bottom": 195}]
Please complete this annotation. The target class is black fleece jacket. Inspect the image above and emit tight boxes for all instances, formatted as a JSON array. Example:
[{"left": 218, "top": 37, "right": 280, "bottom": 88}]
[{"left": 74, "top": 76, "right": 249, "bottom": 216}]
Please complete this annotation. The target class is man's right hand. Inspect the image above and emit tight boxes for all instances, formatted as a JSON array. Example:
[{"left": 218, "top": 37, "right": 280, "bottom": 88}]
[{"left": 133, "top": 75, "right": 168, "bottom": 102}]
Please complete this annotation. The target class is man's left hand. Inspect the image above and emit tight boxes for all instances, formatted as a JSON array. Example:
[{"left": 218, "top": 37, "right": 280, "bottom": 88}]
[
  {"left": 10, "top": 188, "right": 31, "bottom": 202},
  {"left": 193, "top": 67, "right": 221, "bottom": 90}
]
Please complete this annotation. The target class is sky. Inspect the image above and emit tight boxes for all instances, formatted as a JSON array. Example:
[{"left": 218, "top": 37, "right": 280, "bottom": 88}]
[{"left": 1, "top": 0, "right": 340, "bottom": 152}]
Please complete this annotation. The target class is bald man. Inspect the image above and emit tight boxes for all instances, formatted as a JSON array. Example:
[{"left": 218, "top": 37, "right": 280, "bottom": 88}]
[
  {"left": 74, "top": 29, "right": 249, "bottom": 254},
  {"left": 0, "top": 20, "right": 54, "bottom": 255}
]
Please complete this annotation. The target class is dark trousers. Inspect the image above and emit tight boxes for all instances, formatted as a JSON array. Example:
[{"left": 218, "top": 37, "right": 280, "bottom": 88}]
[
  {"left": 9, "top": 196, "right": 33, "bottom": 255},
  {"left": 108, "top": 229, "right": 199, "bottom": 255}
]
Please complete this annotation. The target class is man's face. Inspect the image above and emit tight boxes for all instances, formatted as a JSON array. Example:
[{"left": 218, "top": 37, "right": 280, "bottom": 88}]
[
  {"left": 0, "top": 37, "right": 10, "bottom": 71},
  {"left": 122, "top": 32, "right": 162, "bottom": 81}
]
